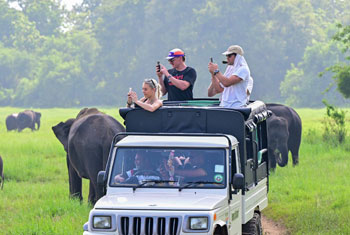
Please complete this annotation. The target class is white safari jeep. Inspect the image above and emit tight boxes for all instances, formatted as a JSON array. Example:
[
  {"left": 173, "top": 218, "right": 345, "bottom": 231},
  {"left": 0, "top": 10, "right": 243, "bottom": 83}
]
[{"left": 84, "top": 100, "right": 270, "bottom": 235}]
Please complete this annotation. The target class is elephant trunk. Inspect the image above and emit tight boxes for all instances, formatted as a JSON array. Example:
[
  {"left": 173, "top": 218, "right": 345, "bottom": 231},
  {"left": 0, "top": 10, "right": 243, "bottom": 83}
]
[
  {"left": 277, "top": 146, "right": 289, "bottom": 167},
  {"left": 268, "top": 147, "right": 277, "bottom": 169}
]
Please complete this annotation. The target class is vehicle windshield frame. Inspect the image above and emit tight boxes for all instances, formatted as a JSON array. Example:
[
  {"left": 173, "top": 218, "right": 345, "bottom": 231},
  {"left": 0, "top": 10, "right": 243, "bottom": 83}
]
[{"left": 109, "top": 147, "right": 227, "bottom": 189}]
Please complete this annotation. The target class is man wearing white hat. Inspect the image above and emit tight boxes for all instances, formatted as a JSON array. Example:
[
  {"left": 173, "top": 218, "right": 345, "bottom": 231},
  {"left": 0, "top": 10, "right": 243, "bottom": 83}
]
[
  {"left": 157, "top": 48, "right": 197, "bottom": 101},
  {"left": 208, "top": 45, "right": 251, "bottom": 108}
]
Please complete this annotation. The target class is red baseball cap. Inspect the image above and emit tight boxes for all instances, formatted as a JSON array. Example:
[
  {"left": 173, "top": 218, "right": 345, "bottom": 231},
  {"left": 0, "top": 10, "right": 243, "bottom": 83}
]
[{"left": 166, "top": 48, "right": 185, "bottom": 59}]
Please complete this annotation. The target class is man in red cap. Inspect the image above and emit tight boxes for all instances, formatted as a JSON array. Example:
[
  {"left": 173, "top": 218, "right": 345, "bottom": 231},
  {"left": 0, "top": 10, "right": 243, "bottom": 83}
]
[{"left": 156, "top": 48, "right": 197, "bottom": 101}]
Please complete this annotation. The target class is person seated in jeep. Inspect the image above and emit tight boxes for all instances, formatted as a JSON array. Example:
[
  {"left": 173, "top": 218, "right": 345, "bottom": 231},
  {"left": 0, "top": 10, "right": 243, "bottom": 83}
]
[
  {"left": 163, "top": 151, "right": 208, "bottom": 182},
  {"left": 114, "top": 151, "right": 165, "bottom": 184}
]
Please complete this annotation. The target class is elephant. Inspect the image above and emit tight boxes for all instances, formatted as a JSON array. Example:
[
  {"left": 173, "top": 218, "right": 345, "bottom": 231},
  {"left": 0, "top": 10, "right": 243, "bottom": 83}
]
[
  {"left": 5, "top": 113, "right": 18, "bottom": 131},
  {"left": 52, "top": 108, "right": 125, "bottom": 204},
  {"left": 266, "top": 103, "right": 302, "bottom": 168},
  {"left": 0, "top": 155, "right": 3, "bottom": 190},
  {"left": 17, "top": 110, "right": 41, "bottom": 132}
]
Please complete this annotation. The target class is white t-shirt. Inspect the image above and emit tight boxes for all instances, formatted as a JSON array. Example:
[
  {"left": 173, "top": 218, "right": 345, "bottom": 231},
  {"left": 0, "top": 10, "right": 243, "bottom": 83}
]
[
  {"left": 126, "top": 168, "right": 161, "bottom": 184},
  {"left": 219, "top": 55, "right": 250, "bottom": 108},
  {"left": 247, "top": 76, "right": 254, "bottom": 102}
]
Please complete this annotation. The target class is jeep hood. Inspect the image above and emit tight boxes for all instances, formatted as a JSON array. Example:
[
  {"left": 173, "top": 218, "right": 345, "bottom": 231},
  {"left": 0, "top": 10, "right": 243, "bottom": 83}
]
[{"left": 94, "top": 192, "right": 227, "bottom": 211}]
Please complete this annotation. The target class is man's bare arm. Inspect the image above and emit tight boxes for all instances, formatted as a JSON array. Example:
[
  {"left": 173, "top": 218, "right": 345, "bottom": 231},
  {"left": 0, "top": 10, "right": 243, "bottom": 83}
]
[
  {"left": 168, "top": 75, "right": 190, "bottom": 90},
  {"left": 215, "top": 72, "right": 242, "bottom": 87},
  {"left": 157, "top": 75, "right": 168, "bottom": 95},
  {"left": 208, "top": 75, "right": 223, "bottom": 96}
]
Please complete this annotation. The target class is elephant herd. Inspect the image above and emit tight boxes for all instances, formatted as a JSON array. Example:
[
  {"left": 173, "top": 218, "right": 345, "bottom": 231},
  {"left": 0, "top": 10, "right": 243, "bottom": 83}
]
[
  {"left": 2, "top": 104, "right": 302, "bottom": 204},
  {"left": 5, "top": 110, "right": 41, "bottom": 132}
]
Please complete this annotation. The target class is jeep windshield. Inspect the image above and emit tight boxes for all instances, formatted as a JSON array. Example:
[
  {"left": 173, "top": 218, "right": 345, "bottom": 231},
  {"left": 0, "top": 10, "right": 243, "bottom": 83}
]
[{"left": 109, "top": 147, "right": 226, "bottom": 189}]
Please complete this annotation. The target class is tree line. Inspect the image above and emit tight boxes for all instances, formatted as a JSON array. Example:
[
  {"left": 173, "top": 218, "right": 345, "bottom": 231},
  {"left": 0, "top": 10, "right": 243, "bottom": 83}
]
[{"left": 0, "top": 0, "right": 349, "bottom": 108}]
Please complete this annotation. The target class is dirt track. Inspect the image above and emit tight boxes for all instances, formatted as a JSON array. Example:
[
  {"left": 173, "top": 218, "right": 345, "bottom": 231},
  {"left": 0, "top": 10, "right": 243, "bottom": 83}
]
[{"left": 262, "top": 214, "right": 289, "bottom": 235}]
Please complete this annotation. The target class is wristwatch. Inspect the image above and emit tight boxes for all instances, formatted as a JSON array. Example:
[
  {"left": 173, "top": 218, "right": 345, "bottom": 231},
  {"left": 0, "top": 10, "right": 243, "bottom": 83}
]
[
  {"left": 213, "top": 69, "right": 220, "bottom": 75},
  {"left": 166, "top": 75, "right": 172, "bottom": 80}
]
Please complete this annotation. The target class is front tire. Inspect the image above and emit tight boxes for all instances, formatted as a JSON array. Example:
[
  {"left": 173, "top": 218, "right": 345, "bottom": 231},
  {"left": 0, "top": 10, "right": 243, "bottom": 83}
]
[
  {"left": 242, "top": 212, "right": 262, "bottom": 235},
  {"left": 213, "top": 225, "right": 228, "bottom": 235}
]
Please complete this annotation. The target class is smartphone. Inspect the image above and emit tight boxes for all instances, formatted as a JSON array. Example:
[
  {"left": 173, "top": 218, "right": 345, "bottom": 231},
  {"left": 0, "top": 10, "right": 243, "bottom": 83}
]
[
  {"left": 210, "top": 57, "right": 213, "bottom": 63},
  {"left": 157, "top": 61, "right": 160, "bottom": 72},
  {"left": 129, "top": 87, "right": 132, "bottom": 93}
]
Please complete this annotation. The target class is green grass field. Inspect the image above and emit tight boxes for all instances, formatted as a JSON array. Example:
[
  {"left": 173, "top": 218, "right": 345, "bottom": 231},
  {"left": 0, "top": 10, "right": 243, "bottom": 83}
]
[
  {"left": 0, "top": 107, "right": 349, "bottom": 234},
  {"left": 264, "top": 108, "right": 350, "bottom": 235}
]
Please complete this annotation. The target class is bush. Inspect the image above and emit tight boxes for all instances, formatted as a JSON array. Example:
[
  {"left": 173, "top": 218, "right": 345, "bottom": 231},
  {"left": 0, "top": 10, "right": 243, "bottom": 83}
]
[
  {"left": 322, "top": 100, "right": 347, "bottom": 144},
  {"left": 304, "top": 128, "right": 318, "bottom": 144}
]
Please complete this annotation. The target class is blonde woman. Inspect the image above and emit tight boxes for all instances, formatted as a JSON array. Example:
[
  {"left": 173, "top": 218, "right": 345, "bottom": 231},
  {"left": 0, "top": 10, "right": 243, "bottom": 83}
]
[{"left": 127, "top": 78, "right": 163, "bottom": 112}]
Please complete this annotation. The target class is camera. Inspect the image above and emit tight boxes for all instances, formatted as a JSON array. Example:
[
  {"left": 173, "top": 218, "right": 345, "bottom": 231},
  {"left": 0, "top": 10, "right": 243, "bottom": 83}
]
[{"left": 157, "top": 61, "right": 160, "bottom": 72}]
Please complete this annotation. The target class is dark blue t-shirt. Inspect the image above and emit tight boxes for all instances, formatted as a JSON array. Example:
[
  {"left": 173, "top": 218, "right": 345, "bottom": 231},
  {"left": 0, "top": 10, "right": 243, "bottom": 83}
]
[{"left": 164, "top": 67, "right": 197, "bottom": 101}]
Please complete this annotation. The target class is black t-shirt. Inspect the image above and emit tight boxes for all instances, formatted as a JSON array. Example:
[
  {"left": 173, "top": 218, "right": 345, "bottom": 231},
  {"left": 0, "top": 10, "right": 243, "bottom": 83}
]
[{"left": 164, "top": 67, "right": 197, "bottom": 101}]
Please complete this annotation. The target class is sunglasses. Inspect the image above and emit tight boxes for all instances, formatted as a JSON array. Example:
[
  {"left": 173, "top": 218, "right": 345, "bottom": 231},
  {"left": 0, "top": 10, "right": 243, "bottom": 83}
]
[
  {"left": 226, "top": 53, "right": 236, "bottom": 58},
  {"left": 168, "top": 58, "right": 175, "bottom": 62}
]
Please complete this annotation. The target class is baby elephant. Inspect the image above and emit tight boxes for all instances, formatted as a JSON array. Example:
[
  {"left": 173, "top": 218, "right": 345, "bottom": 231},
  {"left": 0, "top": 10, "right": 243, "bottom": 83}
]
[
  {"left": 266, "top": 103, "right": 302, "bottom": 169},
  {"left": 0, "top": 155, "right": 4, "bottom": 190}
]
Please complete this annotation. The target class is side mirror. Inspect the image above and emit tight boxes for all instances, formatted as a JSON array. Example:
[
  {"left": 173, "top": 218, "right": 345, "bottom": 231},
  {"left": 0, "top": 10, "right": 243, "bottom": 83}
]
[
  {"left": 97, "top": 171, "right": 106, "bottom": 187},
  {"left": 232, "top": 173, "right": 244, "bottom": 194}
]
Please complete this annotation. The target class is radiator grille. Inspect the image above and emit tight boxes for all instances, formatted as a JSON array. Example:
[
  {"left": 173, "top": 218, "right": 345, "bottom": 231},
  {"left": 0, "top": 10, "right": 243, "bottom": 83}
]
[{"left": 119, "top": 216, "right": 181, "bottom": 235}]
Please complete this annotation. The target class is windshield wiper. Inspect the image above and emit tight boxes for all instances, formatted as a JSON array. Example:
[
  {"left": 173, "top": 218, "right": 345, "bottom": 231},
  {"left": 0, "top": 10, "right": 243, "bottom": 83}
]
[
  {"left": 132, "top": 180, "right": 177, "bottom": 192},
  {"left": 179, "top": 181, "right": 224, "bottom": 192}
]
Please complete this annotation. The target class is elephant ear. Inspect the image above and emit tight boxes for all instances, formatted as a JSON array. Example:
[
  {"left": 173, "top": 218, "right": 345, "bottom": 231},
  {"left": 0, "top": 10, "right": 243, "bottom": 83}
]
[{"left": 52, "top": 119, "right": 75, "bottom": 151}]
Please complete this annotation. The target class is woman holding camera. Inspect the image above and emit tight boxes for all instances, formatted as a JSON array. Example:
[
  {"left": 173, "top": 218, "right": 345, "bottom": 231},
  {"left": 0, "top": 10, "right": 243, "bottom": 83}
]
[{"left": 127, "top": 78, "right": 163, "bottom": 112}]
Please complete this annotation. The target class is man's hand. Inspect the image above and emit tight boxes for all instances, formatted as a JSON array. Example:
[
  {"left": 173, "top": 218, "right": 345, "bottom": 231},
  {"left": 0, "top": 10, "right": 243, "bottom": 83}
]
[
  {"left": 114, "top": 174, "right": 125, "bottom": 183},
  {"left": 156, "top": 65, "right": 167, "bottom": 95},
  {"left": 156, "top": 64, "right": 169, "bottom": 77},
  {"left": 208, "top": 62, "right": 218, "bottom": 74},
  {"left": 156, "top": 64, "right": 164, "bottom": 77},
  {"left": 160, "top": 65, "right": 169, "bottom": 77}
]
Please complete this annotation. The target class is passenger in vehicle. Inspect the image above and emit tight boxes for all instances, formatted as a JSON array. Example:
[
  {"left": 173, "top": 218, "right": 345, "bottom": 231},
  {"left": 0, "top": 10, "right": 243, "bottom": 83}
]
[
  {"left": 159, "top": 150, "right": 186, "bottom": 181},
  {"left": 114, "top": 151, "right": 165, "bottom": 184},
  {"left": 163, "top": 152, "right": 208, "bottom": 182},
  {"left": 127, "top": 78, "right": 163, "bottom": 112},
  {"left": 207, "top": 45, "right": 251, "bottom": 108},
  {"left": 156, "top": 48, "right": 197, "bottom": 101}
]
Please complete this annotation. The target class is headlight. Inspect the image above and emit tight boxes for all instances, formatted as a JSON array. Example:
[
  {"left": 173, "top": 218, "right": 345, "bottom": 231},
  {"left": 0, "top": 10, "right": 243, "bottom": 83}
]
[
  {"left": 189, "top": 217, "right": 208, "bottom": 230},
  {"left": 93, "top": 216, "right": 111, "bottom": 229}
]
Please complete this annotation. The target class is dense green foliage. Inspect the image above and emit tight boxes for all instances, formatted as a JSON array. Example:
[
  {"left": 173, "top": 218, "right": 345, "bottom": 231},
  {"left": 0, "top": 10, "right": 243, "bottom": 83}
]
[
  {"left": 322, "top": 23, "right": 350, "bottom": 99},
  {"left": 0, "top": 0, "right": 349, "bottom": 107},
  {"left": 0, "top": 107, "right": 349, "bottom": 234},
  {"left": 322, "top": 100, "right": 347, "bottom": 144}
]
